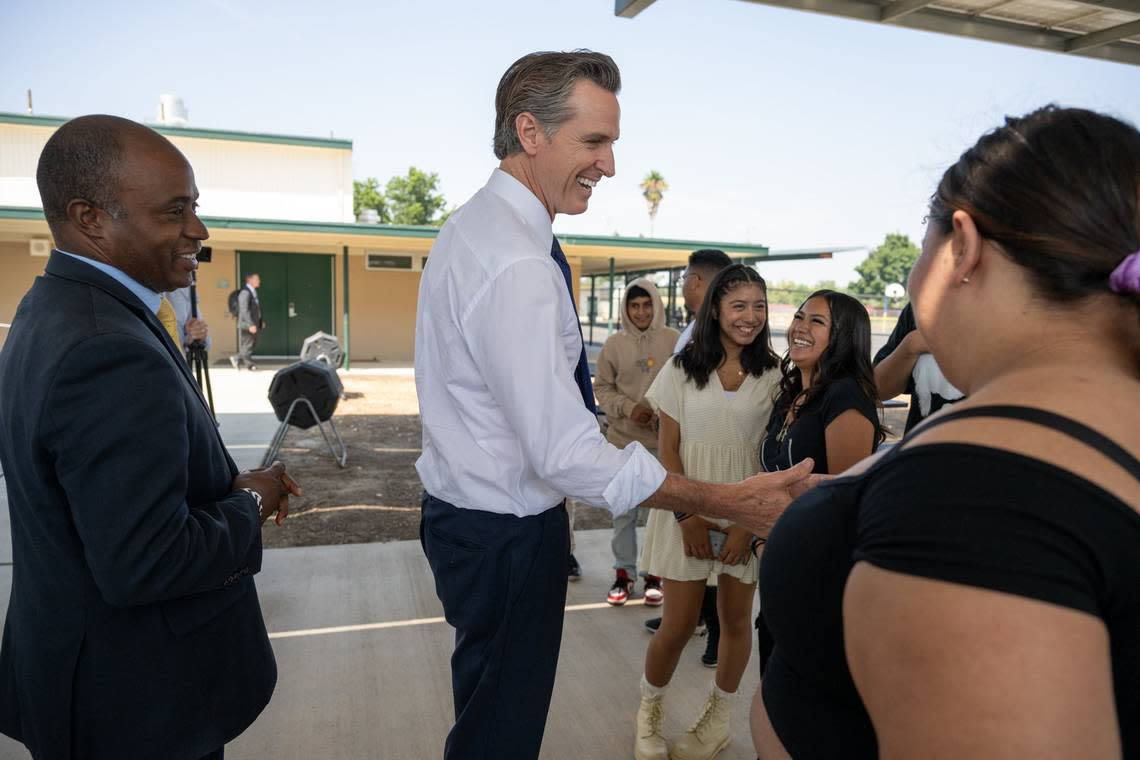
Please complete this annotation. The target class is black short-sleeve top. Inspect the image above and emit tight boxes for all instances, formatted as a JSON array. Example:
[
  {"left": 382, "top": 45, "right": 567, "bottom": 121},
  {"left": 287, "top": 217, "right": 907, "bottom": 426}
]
[
  {"left": 873, "top": 304, "right": 960, "bottom": 433},
  {"left": 758, "top": 406, "right": 1140, "bottom": 759},
  {"left": 760, "top": 376, "right": 879, "bottom": 475}
]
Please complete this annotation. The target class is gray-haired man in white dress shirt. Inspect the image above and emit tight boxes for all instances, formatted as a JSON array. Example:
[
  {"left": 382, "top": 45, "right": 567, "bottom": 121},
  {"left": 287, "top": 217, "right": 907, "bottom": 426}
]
[{"left": 414, "top": 50, "right": 815, "bottom": 760}]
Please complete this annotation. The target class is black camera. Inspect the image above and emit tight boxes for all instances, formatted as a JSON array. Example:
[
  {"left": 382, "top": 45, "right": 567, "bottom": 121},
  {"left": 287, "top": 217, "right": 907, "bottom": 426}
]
[{"left": 197, "top": 245, "right": 213, "bottom": 263}]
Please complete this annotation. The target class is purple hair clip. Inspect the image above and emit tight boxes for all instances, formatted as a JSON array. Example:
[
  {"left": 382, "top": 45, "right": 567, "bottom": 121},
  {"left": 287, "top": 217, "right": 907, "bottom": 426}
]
[{"left": 1109, "top": 250, "right": 1140, "bottom": 295}]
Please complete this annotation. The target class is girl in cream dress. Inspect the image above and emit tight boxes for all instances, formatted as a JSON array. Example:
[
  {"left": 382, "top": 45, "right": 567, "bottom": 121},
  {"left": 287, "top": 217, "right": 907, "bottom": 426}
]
[{"left": 634, "top": 265, "right": 780, "bottom": 760}]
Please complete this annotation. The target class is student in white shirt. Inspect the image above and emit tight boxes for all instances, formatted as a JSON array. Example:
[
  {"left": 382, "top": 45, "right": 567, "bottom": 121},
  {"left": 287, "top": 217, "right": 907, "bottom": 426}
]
[
  {"left": 414, "top": 50, "right": 814, "bottom": 760},
  {"left": 674, "top": 248, "right": 734, "bottom": 353}
]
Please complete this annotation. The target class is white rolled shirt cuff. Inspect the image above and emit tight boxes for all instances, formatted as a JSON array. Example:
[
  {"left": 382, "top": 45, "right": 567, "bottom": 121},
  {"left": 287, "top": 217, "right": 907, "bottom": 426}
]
[{"left": 602, "top": 442, "right": 667, "bottom": 518}]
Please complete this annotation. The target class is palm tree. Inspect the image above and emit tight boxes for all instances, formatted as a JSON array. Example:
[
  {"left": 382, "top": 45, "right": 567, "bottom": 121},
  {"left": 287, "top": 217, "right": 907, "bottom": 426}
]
[{"left": 640, "top": 170, "right": 668, "bottom": 237}]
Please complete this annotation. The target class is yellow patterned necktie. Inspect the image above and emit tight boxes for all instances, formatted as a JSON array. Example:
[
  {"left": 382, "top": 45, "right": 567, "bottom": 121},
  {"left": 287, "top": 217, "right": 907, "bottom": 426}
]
[{"left": 157, "top": 296, "right": 181, "bottom": 347}]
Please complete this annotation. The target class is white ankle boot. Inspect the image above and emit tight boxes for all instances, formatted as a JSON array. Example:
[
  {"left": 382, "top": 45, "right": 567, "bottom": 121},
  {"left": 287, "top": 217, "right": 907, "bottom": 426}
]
[
  {"left": 634, "top": 692, "right": 669, "bottom": 760},
  {"left": 669, "top": 688, "right": 731, "bottom": 760}
]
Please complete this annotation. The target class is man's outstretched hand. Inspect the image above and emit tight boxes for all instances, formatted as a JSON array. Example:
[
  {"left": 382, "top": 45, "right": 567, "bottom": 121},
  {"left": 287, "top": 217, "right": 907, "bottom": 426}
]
[
  {"left": 233, "top": 461, "right": 303, "bottom": 526},
  {"left": 719, "top": 458, "right": 816, "bottom": 535}
]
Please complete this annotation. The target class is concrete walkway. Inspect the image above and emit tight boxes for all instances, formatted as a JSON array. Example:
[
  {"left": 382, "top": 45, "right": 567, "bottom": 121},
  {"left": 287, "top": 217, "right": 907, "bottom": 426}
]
[
  {"left": 0, "top": 363, "right": 765, "bottom": 759},
  {"left": 0, "top": 488, "right": 762, "bottom": 759},
  {"left": 231, "top": 529, "right": 763, "bottom": 759}
]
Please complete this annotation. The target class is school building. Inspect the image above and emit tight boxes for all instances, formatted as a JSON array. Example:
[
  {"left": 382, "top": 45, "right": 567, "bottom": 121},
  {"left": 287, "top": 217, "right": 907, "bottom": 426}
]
[{"left": 0, "top": 112, "right": 832, "bottom": 362}]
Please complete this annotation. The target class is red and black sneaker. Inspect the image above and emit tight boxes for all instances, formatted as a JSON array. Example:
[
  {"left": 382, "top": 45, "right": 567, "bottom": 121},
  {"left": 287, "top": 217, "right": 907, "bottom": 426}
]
[
  {"left": 606, "top": 569, "right": 635, "bottom": 606},
  {"left": 643, "top": 575, "right": 664, "bottom": 607}
]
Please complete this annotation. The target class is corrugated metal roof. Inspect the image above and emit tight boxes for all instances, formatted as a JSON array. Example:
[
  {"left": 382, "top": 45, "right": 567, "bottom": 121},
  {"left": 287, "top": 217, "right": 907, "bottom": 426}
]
[{"left": 617, "top": 0, "right": 1140, "bottom": 66}]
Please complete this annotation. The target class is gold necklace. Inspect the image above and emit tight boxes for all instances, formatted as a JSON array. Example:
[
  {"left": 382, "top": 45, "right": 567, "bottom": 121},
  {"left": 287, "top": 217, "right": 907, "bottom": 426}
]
[
  {"left": 717, "top": 361, "right": 745, "bottom": 395},
  {"left": 718, "top": 359, "right": 744, "bottom": 377}
]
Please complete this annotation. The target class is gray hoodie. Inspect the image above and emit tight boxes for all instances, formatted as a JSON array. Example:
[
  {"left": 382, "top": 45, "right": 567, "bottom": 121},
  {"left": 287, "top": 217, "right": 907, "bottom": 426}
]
[{"left": 593, "top": 277, "right": 680, "bottom": 451}]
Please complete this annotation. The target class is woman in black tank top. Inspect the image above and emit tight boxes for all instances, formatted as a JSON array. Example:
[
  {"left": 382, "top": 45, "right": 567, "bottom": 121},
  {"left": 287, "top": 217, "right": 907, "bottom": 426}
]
[{"left": 752, "top": 106, "right": 1140, "bottom": 759}]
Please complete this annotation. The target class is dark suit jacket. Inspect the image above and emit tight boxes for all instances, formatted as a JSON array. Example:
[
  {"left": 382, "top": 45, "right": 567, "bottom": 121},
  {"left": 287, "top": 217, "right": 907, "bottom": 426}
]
[
  {"left": 237, "top": 286, "right": 264, "bottom": 331},
  {"left": 0, "top": 252, "right": 276, "bottom": 759}
]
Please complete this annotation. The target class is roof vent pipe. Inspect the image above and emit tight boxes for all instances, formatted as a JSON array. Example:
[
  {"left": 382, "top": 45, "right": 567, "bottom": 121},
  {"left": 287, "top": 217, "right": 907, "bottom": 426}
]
[{"left": 156, "top": 94, "right": 189, "bottom": 126}]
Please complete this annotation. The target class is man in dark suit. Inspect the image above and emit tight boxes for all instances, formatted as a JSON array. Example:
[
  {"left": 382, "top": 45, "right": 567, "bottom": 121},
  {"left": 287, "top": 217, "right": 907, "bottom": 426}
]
[
  {"left": 0, "top": 114, "right": 301, "bottom": 760},
  {"left": 230, "top": 272, "right": 264, "bottom": 370}
]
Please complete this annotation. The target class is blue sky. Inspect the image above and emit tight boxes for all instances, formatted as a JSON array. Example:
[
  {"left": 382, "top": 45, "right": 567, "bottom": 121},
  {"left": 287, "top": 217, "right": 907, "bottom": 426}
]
[{"left": 3, "top": 0, "right": 1138, "bottom": 284}]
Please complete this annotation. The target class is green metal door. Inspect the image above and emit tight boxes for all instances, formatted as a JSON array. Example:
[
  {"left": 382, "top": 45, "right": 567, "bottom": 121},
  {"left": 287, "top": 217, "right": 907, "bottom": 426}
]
[
  {"left": 238, "top": 252, "right": 288, "bottom": 356},
  {"left": 285, "top": 254, "right": 334, "bottom": 353},
  {"left": 238, "top": 252, "right": 334, "bottom": 357}
]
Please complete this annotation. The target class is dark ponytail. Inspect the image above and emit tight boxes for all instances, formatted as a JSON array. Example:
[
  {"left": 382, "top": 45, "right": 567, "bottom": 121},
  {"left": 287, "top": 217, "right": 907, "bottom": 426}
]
[{"left": 928, "top": 105, "right": 1140, "bottom": 312}]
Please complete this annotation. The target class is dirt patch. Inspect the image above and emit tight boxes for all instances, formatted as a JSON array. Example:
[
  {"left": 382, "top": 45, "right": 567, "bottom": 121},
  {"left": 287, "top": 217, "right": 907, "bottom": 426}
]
[
  {"left": 261, "top": 375, "right": 423, "bottom": 548},
  {"left": 263, "top": 374, "right": 909, "bottom": 549}
]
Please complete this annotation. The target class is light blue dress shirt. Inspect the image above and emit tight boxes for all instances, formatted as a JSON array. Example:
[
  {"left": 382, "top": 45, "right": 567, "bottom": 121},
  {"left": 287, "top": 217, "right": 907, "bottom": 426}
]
[{"left": 58, "top": 250, "right": 161, "bottom": 315}]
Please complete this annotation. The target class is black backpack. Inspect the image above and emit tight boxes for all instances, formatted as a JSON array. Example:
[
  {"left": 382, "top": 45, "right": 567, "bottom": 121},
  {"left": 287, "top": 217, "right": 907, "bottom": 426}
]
[{"left": 227, "top": 288, "right": 243, "bottom": 318}]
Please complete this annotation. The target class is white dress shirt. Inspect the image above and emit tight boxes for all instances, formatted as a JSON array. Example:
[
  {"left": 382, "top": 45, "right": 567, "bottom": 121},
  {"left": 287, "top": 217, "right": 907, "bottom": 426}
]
[
  {"left": 166, "top": 287, "right": 212, "bottom": 349},
  {"left": 415, "top": 169, "right": 666, "bottom": 518},
  {"left": 674, "top": 321, "right": 695, "bottom": 355}
]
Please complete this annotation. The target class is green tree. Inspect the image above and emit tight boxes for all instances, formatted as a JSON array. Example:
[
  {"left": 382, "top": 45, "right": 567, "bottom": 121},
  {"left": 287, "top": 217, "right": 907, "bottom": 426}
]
[
  {"left": 815, "top": 279, "right": 848, "bottom": 294},
  {"left": 768, "top": 280, "right": 815, "bottom": 306},
  {"left": 353, "top": 177, "right": 388, "bottom": 222},
  {"left": 386, "top": 166, "right": 448, "bottom": 225},
  {"left": 640, "top": 170, "right": 668, "bottom": 237},
  {"left": 849, "top": 233, "right": 920, "bottom": 296}
]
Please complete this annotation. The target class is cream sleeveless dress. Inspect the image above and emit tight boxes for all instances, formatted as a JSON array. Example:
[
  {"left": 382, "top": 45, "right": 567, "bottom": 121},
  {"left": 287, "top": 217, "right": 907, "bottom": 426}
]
[{"left": 640, "top": 359, "right": 779, "bottom": 583}]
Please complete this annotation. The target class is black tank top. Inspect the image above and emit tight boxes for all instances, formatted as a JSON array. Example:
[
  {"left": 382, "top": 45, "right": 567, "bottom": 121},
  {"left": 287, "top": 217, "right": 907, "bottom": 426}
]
[{"left": 758, "top": 405, "right": 1140, "bottom": 759}]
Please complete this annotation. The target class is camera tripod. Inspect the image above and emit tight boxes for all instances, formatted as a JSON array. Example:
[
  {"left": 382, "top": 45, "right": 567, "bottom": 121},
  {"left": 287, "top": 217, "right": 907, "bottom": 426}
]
[{"left": 187, "top": 275, "right": 216, "bottom": 421}]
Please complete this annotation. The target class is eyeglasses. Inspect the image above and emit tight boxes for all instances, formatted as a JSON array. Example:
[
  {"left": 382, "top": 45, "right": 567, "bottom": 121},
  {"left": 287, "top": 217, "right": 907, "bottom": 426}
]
[{"left": 681, "top": 272, "right": 701, "bottom": 282}]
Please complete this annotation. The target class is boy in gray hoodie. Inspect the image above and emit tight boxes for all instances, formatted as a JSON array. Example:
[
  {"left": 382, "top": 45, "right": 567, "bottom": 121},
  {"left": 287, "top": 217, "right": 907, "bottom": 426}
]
[{"left": 594, "top": 277, "right": 679, "bottom": 606}]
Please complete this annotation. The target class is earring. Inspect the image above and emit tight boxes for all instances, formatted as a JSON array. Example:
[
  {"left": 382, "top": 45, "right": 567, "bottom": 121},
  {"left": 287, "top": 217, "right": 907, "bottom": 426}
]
[{"left": 962, "top": 277, "right": 970, "bottom": 283}]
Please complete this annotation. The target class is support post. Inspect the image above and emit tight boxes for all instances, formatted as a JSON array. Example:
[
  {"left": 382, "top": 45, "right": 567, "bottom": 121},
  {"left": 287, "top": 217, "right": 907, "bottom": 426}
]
[
  {"left": 342, "top": 245, "right": 351, "bottom": 371},
  {"left": 606, "top": 257, "right": 615, "bottom": 338},
  {"left": 667, "top": 268, "right": 677, "bottom": 328},
  {"left": 589, "top": 275, "right": 597, "bottom": 344}
]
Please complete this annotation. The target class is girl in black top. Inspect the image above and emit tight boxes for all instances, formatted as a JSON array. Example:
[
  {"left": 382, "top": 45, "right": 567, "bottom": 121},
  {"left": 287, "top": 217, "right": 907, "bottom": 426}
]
[
  {"left": 759, "top": 289, "right": 884, "bottom": 476},
  {"left": 750, "top": 290, "right": 884, "bottom": 747},
  {"left": 751, "top": 106, "right": 1140, "bottom": 759}
]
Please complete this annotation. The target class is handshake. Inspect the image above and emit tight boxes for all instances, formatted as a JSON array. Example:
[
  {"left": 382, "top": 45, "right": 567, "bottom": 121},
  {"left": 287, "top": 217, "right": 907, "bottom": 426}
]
[{"left": 645, "top": 458, "right": 821, "bottom": 539}]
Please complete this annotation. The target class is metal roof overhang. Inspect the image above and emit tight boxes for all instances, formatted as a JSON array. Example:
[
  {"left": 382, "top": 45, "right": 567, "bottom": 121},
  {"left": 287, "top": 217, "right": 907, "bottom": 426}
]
[
  {"left": 0, "top": 207, "right": 836, "bottom": 274},
  {"left": 616, "top": 0, "right": 1140, "bottom": 67}
]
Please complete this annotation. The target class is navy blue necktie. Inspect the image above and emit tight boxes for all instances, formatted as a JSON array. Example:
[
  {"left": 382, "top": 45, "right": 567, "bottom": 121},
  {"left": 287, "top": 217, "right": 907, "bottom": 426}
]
[{"left": 550, "top": 237, "right": 597, "bottom": 414}]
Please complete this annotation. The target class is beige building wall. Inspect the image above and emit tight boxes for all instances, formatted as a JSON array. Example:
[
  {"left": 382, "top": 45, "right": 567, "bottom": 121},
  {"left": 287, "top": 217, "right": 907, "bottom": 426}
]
[
  {"left": 174, "top": 137, "right": 353, "bottom": 223},
  {"left": 193, "top": 247, "right": 240, "bottom": 357},
  {"left": 0, "top": 120, "right": 353, "bottom": 223},
  {"left": 346, "top": 258, "right": 420, "bottom": 362},
  {"left": 0, "top": 242, "right": 51, "bottom": 349},
  {"left": 0, "top": 125, "right": 46, "bottom": 207}
]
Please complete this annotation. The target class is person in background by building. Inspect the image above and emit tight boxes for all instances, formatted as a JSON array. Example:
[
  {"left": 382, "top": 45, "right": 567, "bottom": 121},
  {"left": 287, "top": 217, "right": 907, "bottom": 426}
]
[
  {"left": 594, "top": 277, "right": 679, "bottom": 607},
  {"left": 230, "top": 272, "right": 263, "bottom": 370},
  {"left": 167, "top": 285, "right": 211, "bottom": 351},
  {"left": 644, "top": 248, "right": 734, "bottom": 662},
  {"left": 636, "top": 265, "right": 782, "bottom": 760},
  {"left": 873, "top": 301, "right": 964, "bottom": 433}
]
